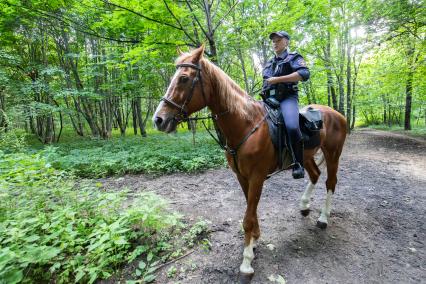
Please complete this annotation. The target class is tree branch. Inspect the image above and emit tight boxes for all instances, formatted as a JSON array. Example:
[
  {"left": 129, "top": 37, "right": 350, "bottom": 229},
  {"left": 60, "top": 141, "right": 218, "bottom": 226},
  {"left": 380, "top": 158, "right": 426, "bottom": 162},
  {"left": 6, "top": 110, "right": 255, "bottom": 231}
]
[
  {"left": 162, "top": 0, "right": 199, "bottom": 45},
  {"left": 103, "top": 0, "right": 182, "bottom": 31},
  {"left": 213, "top": 0, "right": 239, "bottom": 33},
  {"left": 185, "top": 0, "right": 210, "bottom": 40},
  {"left": 4, "top": 1, "right": 141, "bottom": 44},
  {"left": 5, "top": 0, "right": 195, "bottom": 47},
  {"left": 211, "top": 0, "right": 222, "bottom": 21}
]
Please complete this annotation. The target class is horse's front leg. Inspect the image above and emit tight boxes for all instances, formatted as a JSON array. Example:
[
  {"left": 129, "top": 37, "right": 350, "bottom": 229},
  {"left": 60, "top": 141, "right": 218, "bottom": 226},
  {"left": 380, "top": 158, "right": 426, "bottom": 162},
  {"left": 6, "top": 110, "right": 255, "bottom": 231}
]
[
  {"left": 239, "top": 176, "right": 264, "bottom": 280},
  {"left": 236, "top": 174, "right": 249, "bottom": 201}
]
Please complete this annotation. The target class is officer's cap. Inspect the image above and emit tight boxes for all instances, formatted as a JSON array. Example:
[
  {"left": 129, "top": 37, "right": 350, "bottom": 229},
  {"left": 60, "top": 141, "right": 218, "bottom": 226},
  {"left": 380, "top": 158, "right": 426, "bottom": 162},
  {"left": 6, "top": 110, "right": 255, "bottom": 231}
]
[{"left": 269, "top": 31, "right": 290, "bottom": 40}]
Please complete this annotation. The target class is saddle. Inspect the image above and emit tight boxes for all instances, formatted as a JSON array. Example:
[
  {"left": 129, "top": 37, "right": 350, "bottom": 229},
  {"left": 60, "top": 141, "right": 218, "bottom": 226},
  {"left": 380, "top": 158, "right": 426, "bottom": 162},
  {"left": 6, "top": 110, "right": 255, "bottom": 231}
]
[{"left": 264, "top": 103, "right": 323, "bottom": 169}]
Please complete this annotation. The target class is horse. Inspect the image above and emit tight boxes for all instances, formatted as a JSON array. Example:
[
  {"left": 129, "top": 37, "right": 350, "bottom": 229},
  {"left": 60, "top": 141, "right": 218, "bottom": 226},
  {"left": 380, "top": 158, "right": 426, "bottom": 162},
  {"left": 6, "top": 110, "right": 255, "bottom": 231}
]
[{"left": 153, "top": 45, "right": 347, "bottom": 282}]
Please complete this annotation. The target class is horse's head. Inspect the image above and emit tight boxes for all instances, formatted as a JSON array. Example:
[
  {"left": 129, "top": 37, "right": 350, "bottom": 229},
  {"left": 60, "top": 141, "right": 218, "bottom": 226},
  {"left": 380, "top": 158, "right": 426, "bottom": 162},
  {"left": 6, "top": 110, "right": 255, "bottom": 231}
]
[{"left": 153, "top": 45, "right": 209, "bottom": 133}]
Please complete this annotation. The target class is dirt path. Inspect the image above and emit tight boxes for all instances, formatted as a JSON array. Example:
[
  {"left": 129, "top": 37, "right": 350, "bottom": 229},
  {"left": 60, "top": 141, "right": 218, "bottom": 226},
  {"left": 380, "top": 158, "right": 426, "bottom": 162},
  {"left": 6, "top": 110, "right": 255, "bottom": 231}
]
[{"left": 104, "top": 129, "right": 426, "bottom": 284}]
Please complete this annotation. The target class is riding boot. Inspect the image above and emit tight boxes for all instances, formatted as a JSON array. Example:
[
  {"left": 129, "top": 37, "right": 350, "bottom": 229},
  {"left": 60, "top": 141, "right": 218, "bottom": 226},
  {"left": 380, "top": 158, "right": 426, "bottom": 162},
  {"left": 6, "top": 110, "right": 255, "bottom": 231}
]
[{"left": 292, "top": 140, "right": 304, "bottom": 179}]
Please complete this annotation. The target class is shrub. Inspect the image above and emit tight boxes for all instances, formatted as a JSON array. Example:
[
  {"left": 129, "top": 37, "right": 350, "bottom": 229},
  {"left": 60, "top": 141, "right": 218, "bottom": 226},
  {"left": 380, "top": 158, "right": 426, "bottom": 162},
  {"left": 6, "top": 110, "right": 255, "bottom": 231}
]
[
  {"left": 42, "top": 131, "right": 226, "bottom": 178},
  {"left": 0, "top": 152, "right": 186, "bottom": 283},
  {"left": 0, "top": 128, "right": 27, "bottom": 153}
]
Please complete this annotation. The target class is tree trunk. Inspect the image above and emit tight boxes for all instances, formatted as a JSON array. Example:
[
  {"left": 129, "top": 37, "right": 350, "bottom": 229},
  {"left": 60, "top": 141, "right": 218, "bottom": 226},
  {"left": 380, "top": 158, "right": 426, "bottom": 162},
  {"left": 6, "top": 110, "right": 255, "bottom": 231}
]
[
  {"left": 236, "top": 46, "right": 250, "bottom": 93},
  {"left": 351, "top": 105, "right": 356, "bottom": 129},
  {"left": 132, "top": 99, "right": 138, "bottom": 135},
  {"left": 337, "top": 7, "right": 346, "bottom": 116},
  {"left": 135, "top": 97, "right": 147, "bottom": 137},
  {"left": 404, "top": 72, "right": 413, "bottom": 130},
  {"left": 115, "top": 98, "right": 127, "bottom": 136},
  {"left": 337, "top": 36, "right": 345, "bottom": 115},
  {"left": 383, "top": 106, "right": 387, "bottom": 125},
  {"left": 54, "top": 27, "right": 85, "bottom": 137},
  {"left": 0, "top": 91, "right": 7, "bottom": 131},
  {"left": 44, "top": 115, "right": 55, "bottom": 144},
  {"left": 337, "top": 75, "right": 345, "bottom": 116},
  {"left": 345, "top": 24, "right": 351, "bottom": 133},
  {"left": 404, "top": 44, "right": 416, "bottom": 130},
  {"left": 138, "top": 112, "right": 148, "bottom": 138},
  {"left": 324, "top": 30, "right": 337, "bottom": 110}
]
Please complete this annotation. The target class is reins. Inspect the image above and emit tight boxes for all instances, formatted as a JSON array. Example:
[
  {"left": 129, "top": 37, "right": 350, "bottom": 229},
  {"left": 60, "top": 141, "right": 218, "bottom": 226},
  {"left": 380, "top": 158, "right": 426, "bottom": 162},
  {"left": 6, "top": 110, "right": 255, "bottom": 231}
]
[{"left": 160, "top": 61, "right": 266, "bottom": 175}]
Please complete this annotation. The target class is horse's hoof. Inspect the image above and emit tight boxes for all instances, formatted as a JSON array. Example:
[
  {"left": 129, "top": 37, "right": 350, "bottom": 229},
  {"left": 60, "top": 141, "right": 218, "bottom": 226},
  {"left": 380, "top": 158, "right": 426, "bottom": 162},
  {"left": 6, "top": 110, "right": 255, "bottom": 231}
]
[
  {"left": 316, "top": 220, "right": 327, "bottom": 229},
  {"left": 239, "top": 272, "right": 254, "bottom": 284},
  {"left": 300, "top": 209, "right": 311, "bottom": 217}
]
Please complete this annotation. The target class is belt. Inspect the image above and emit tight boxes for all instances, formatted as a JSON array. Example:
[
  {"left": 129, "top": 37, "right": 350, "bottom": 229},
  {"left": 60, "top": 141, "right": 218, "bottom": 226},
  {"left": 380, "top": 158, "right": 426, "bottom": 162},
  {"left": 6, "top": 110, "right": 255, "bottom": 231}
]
[{"left": 264, "top": 88, "right": 297, "bottom": 100}]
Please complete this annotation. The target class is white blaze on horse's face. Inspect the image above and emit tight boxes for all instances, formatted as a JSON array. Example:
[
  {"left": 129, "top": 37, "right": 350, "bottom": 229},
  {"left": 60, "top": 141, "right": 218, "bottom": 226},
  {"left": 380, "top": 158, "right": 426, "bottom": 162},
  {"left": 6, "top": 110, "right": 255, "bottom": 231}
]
[{"left": 152, "top": 69, "right": 182, "bottom": 133}]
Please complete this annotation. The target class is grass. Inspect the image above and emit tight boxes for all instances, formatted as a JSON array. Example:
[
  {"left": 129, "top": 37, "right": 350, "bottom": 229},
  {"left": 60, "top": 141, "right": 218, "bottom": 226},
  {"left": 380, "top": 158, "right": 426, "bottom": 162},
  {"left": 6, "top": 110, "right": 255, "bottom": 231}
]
[
  {"left": 27, "top": 130, "right": 227, "bottom": 178},
  {"left": 361, "top": 124, "right": 426, "bottom": 139}
]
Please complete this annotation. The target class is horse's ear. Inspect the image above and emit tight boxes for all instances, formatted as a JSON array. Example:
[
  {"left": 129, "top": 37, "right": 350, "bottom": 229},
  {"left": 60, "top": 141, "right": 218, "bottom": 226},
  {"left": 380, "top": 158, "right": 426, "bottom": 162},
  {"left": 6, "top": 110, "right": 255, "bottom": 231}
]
[
  {"left": 192, "top": 44, "right": 205, "bottom": 63},
  {"left": 176, "top": 46, "right": 184, "bottom": 55}
]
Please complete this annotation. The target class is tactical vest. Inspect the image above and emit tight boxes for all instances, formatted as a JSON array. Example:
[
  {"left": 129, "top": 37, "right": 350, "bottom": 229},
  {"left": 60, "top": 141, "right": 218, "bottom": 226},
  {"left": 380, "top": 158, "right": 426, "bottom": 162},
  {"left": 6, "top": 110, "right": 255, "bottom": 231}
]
[{"left": 262, "top": 52, "right": 300, "bottom": 100}]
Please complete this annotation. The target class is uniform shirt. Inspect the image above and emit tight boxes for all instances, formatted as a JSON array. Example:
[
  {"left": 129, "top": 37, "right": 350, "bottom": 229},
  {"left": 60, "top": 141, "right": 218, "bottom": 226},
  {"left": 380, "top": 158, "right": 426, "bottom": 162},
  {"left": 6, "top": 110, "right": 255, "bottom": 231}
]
[{"left": 262, "top": 49, "right": 310, "bottom": 92}]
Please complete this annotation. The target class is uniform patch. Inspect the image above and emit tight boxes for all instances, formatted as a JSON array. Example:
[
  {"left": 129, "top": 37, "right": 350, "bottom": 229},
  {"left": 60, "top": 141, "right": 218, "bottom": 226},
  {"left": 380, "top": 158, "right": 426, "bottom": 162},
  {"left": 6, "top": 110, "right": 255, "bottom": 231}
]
[{"left": 296, "top": 57, "right": 307, "bottom": 67}]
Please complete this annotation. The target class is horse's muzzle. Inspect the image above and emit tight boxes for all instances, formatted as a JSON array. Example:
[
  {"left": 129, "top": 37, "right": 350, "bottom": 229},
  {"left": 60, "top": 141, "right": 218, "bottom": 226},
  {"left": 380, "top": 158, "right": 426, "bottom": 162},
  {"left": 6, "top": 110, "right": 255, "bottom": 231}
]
[
  {"left": 153, "top": 115, "right": 177, "bottom": 133},
  {"left": 153, "top": 116, "right": 163, "bottom": 128}
]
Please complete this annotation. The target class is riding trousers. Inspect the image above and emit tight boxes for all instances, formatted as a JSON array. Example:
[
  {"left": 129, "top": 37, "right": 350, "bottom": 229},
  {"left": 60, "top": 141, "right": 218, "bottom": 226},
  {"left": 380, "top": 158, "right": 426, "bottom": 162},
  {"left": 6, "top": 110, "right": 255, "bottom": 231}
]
[{"left": 280, "top": 95, "right": 302, "bottom": 144}]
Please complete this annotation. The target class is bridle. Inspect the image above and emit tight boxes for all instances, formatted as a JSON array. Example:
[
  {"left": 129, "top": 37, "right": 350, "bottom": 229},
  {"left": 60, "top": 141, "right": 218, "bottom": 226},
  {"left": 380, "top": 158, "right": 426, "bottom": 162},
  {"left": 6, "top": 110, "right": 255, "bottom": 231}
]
[
  {"left": 159, "top": 61, "right": 229, "bottom": 151},
  {"left": 160, "top": 60, "right": 267, "bottom": 176},
  {"left": 161, "top": 62, "right": 207, "bottom": 122}
]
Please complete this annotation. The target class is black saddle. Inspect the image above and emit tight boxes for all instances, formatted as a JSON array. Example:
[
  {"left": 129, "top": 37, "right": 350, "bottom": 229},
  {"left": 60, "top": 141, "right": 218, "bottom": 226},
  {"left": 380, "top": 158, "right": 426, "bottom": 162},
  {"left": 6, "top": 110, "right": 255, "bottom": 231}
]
[{"left": 264, "top": 103, "right": 323, "bottom": 169}]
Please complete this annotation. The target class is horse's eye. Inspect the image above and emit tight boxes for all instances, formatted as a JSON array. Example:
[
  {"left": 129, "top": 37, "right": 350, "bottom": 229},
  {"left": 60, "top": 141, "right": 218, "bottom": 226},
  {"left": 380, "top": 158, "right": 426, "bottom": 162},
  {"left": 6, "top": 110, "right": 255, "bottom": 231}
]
[{"left": 179, "top": 76, "right": 189, "bottom": 84}]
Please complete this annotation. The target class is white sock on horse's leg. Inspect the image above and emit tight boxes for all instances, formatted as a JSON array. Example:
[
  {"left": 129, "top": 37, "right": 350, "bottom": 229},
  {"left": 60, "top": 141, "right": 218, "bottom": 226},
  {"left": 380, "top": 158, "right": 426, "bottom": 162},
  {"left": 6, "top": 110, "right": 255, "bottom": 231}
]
[
  {"left": 300, "top": 182, "right": 316, "bottom": 210},
  {"left": 318, "top": 190, "right": 333, "bottom": 224},
  {"left": 240, "top": 237, "right": 255, "bottom": 274}
]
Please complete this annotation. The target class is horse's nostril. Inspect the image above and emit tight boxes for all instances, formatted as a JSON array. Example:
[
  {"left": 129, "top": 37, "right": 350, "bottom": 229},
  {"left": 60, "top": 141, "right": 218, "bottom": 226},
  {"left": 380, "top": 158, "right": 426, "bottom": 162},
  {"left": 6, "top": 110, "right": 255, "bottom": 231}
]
[{"left": 154, "top": 117, "right": 163, "bottom": 126}]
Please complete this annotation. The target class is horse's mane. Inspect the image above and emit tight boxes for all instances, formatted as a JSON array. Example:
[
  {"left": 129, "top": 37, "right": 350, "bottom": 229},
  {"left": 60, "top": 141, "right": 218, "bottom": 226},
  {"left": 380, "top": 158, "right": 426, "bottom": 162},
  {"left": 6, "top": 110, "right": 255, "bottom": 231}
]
[{"left": 176, "top": 53, "right": 258, "bottom": 121}]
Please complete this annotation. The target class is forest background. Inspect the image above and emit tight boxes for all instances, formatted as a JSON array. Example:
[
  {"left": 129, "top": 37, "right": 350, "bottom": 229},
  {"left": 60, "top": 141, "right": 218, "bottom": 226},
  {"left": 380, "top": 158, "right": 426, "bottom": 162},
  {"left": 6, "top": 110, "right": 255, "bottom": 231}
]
[
  {"left": 0, "top": 0, "right": 425, "bottom": 283},
  {"left": 0, "top": 0, "right": 424, "bottom": 143}
]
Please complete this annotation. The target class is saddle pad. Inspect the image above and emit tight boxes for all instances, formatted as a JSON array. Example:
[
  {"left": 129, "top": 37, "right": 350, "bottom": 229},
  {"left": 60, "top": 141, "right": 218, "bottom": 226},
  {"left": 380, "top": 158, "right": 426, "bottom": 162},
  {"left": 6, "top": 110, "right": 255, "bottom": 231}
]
[
  {"left": 264, "top": 103, "right": 322, "bottom": 150},
  {"left": 300, "top": 106, "right": 322, "bottom": 123}
]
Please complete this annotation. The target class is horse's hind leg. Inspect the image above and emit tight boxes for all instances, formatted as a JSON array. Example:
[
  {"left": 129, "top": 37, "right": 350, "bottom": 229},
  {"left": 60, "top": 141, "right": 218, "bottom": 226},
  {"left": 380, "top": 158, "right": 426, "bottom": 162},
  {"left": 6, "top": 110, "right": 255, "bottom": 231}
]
[
  {"left": 300, "top": 151, "right": 323, "bottom": 216},
  {"left": 317, "top": 151, "right": 340, "bottom": 229}
]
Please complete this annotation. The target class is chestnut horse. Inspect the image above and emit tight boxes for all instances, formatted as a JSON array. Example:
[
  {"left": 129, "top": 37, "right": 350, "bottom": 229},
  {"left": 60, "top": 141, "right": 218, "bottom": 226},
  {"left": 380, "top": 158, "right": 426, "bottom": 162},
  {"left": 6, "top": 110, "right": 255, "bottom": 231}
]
[{"left": 153, "top": 46, "right": 347, "bottom": 281}]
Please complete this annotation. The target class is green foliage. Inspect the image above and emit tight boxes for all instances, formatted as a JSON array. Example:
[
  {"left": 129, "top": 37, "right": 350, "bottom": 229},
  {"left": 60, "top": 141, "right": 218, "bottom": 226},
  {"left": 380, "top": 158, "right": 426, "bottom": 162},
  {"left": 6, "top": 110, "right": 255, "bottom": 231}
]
[
  {"left": 0, "top": 128, "right": 27, "bottom": 153},
  {"left": 1, "top": 0, "right": 425, "bottom": 140},
  {"left": 166, "top": 266, "right": 177, "bottom": 278},
  {"left": 0, "top": 111, "right": 27, "bottom": 153},
  {"left": 364, "top": 124, "right": 426, "bottom": 138},
  {"left": 41, "top": 131, "right": 226, "bottom": 178},
  {"left": 182, "top": 220, "right": 210, "bottom": 248},
  {"left": 0, "top": 151, "right": 189, "bottom": 283}
]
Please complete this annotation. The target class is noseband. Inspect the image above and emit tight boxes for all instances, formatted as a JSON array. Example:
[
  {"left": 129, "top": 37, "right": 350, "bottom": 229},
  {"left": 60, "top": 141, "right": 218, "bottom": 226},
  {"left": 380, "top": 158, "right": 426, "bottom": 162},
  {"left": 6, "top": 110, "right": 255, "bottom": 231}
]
[{"left": 161, "top": 62, "right": 206, "bottom": 122}]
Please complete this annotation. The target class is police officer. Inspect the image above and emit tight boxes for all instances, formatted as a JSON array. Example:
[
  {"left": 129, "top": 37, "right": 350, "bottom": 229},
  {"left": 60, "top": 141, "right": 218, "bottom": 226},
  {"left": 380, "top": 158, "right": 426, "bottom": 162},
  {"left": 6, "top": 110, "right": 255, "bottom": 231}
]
[{"left": 262, "top": 31, "right": 310, "bottom": 179}]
